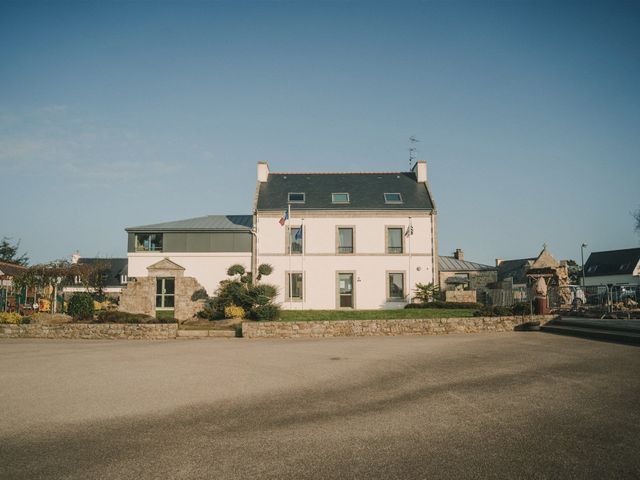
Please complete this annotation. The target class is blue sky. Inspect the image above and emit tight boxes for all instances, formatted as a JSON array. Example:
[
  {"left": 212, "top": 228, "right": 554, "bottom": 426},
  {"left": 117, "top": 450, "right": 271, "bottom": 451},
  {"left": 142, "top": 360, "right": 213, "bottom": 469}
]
[{"left": 1, "top": 0, "right": 639, "bottom": 265}]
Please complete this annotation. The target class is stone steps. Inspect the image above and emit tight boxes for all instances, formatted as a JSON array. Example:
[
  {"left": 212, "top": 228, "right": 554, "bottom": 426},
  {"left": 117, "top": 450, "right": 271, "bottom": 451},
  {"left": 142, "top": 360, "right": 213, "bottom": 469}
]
[
  {"left": 540, "top": 318, "right": 640, "bottom": 345},
  {"left": 177, "top": 329, "right": 237, "bottom": 338}
]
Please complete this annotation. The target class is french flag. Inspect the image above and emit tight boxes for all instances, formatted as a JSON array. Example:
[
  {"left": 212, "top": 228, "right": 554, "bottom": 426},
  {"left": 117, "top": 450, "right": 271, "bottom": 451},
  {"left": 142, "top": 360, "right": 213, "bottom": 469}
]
[{"left": 279, "top": 209, "right": 289, "bottom": 226}]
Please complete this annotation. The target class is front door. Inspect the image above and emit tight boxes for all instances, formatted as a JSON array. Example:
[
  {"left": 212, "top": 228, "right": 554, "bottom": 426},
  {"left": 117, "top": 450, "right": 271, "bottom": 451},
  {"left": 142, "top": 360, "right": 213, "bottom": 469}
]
[
  {"left": 156, "top": 277, "right": 175, "bottom": 311},
  {"left": 338, "top": 273, "right": 354, "bottom": 308}
]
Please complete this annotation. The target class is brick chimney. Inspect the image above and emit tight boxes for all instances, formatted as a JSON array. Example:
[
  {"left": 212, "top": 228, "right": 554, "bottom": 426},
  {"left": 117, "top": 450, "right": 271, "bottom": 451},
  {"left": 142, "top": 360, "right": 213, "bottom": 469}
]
[
  {"left": 71, "top": 251, "right": 81, "bottom": 264},
  {"left": 257, "top": 161, "right": 270, "bottom": 182},
  {"left": 454, "top": 248, "right": 464, "bottom": 261},
  {"left": 412, "top": 160, "right": 427, "bottom": 183}
]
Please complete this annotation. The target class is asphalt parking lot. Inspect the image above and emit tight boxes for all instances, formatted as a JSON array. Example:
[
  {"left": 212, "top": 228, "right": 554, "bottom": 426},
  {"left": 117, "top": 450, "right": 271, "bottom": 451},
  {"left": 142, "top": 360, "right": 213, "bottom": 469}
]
[{"left": 1, "top": 332, "right": 639, "bottom": 479}]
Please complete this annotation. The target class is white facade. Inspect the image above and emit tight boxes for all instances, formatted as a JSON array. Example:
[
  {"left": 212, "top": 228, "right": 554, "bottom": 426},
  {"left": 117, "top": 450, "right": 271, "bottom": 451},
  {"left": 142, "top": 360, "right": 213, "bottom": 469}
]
[
  {"left": 256, "top": 212, "right": 436, "bottom": 309},
  {"left": 128, "top": 252, "right": 252, "bottom": 294},
  {"left": 584, "top": 273, "right": 640, "bottom": 287}
]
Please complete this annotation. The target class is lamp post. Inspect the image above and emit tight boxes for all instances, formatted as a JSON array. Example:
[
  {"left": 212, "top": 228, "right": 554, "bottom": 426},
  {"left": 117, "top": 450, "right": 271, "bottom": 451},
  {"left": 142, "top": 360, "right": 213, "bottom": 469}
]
[{"left": 581, "top": 243, "right": 588, "bottom": 288}]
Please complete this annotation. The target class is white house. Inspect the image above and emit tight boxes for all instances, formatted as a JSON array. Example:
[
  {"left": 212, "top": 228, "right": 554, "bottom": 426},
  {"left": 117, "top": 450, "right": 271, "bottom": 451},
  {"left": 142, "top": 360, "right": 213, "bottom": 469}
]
[
  {"left": 122, "top": 161, "right": 438, "bottom": 315},
  {"left": 253, "top": 161, "right": 438, "bottom": 309},
  {"left": 583, "top": 248, "right": 640, "bottom": 287}
]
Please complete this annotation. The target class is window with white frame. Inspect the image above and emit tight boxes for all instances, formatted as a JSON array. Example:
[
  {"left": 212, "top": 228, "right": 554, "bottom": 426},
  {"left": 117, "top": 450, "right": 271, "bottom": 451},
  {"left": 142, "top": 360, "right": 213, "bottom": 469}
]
[
  {"left": 332, "top": 193, "right": 350, "bottom": 204},
  {"left": 386, "top": 227, "right": 403, "bottom": 254},
  {"left": 288, "top": 192, "right": 305, "bottom": 203},
  {"left": 286, "top": 226, "right": 303, "bottom": 254},
  {"left": 286, "top": 272, "right": 304, "bottom": 301},
  {"left": 337, "top": 227, "right": 354, "bottom": 254}
]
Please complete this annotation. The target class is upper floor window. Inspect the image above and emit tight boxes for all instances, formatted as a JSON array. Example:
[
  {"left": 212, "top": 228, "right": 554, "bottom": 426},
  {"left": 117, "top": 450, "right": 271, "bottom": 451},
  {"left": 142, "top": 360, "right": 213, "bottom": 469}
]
[
  {"left": 135, "top": 233, "right": 163, "bottom": 252},
  {"left": 120, "top": 275, "right": 128, "bottom": 284},
  {"left": 287, "top": 226, "right": 303, "bottom": 254},
  {"left": 332, "top": 193, "right": 350, "bottom": 204},
  {"left": 384, "top": 193, "right": 403, "bottom": 204},
  {"left": 386, "top": 227, "right": 404, "bottom": 254},
  {"left": 337, "top": 227, "right": 354, "bottom": 254},
  {"left": 288, "top": 192, "right": 305, "bottom": 203}
]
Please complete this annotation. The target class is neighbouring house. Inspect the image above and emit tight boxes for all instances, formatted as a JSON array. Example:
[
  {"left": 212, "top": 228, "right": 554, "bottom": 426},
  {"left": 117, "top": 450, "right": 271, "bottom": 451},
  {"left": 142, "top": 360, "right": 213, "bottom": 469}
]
[
  {"left": 120, "top": 160, "right": 438, "bottom": 317},
  {"left": 583, "top": 247, "right": 640, "bottom": 287},
  {"left": 61, "top": 253, "right": 129, "bottom": 299},
  {"left": 0, "top": 261, "right": 28, "bottom": 312},
  {"left": 254, "top": 161, "right": 437, "bottom": 309},
  {"left": 438, "top": 249, "right": 497, "bottom": 303}
]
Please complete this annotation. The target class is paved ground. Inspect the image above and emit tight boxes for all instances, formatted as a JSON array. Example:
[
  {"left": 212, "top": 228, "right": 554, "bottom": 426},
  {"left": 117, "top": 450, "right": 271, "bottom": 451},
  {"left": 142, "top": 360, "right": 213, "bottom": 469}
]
[{"left": 1, "top": 333, "right": 639, "bottom": 479}]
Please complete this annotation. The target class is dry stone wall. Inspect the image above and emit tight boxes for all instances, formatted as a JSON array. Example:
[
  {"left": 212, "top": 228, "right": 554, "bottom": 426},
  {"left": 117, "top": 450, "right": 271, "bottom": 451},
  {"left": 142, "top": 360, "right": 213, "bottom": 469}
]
[
  {"left": 0, "top": 323, "right": 177, "bottom": 340},
  {"left": 242, "top": 315, "right": 556, "bottom": 339}
]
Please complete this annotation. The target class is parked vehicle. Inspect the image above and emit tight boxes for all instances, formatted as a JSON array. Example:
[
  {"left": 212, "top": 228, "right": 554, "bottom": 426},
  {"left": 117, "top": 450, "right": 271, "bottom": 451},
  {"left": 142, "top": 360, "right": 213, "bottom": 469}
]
[{"left": 567, "top": 285, "right": 586, "bottom": 307}]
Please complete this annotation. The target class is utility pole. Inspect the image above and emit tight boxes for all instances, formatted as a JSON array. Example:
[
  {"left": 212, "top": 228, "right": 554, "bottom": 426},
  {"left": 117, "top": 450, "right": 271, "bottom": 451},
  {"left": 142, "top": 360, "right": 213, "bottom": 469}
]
[{"left": 581, "top": 243, "right": 587, "bottom": 288}]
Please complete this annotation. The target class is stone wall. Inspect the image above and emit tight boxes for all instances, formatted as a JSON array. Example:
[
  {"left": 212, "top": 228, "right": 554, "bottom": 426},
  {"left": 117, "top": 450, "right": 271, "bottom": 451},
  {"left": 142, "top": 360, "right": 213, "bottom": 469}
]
[
  {"left": 445, "top": 290, "right": 477, "bottom": 303},
  {"left": 0, "top": 323, "right": 178, "bottom": 340},
  {"left": 242, "top": 315, "right": 556, "bottom": 339}
]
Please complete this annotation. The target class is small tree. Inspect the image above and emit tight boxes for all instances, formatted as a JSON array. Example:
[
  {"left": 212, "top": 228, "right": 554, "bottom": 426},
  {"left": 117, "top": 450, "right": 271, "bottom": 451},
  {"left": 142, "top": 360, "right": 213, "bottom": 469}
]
[
  {"left": 414, "top": 282, "right": 441, "bottom": 303},
  {"left": 67, "top": 293, "right": 95, "bottom": 321},
  {"left": 0, "top": 237, "right": 29, "bottom": 266},
  {"left": 74, "top": 260, "right": 112, "bottom": 297}
]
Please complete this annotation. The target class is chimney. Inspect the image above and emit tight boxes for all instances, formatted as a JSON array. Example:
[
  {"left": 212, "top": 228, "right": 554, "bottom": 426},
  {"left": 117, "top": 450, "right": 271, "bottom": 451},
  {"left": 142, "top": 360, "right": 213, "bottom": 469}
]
[
  {"left": 495, "top": 258, "right": 503, "bottom": 267},
  {"left": 454, "top": 249, "right": 464, "bottom": 261},
  {"left": 71, "top": 251, "right": 81, "bottom": 264},
  {"left": 412, "top": 160, "right": 427, "bottom": 183},
  {"left": 257, "top": 161, "right": 270, "bottom": 182}
]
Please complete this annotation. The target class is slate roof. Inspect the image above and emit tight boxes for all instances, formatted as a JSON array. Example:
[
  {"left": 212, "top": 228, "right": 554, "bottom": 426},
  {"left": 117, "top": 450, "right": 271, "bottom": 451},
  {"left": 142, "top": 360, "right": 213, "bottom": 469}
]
[
  {"left": 0, "top": 261, "right": 27, "bottom": 277},
  {"left": 497, "top": 258, "right": 535, "bottom": 284},
  {"left": 126, "top": 215, "right": 253, "bottom": 232},
  {"left": 438, "top": 256, "right": 496, "bottom": 272},
  {"left": 76, "top": 258, "right": 128, "bottom": 288},
  {"left": 256, "top": 172, "right": 434, "bottom": 211},
  {"left": 584, "top": 248, "right": 640, "bottom": 277}
]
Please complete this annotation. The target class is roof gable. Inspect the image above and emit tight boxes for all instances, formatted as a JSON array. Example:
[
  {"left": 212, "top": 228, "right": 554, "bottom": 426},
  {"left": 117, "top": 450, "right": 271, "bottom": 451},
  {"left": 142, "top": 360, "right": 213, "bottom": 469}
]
[
  {"left": 147, "top": 258, "right": 185, "bottom": 271},
  {"left": 256, "top": 172, "right": 433, "bottom": 211}
]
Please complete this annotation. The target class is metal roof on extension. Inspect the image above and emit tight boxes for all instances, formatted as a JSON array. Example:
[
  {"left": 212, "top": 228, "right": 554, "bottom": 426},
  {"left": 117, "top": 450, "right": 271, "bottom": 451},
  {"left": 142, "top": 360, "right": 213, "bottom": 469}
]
[
  {"left": 438, "top": 256, "right": 496, "bottom": 272},
  {"left": 256, "top": 172, "right": 434, "bottom": 211},
  {"left": 125, "top": 215, "right": 253, "bottom": 232}
]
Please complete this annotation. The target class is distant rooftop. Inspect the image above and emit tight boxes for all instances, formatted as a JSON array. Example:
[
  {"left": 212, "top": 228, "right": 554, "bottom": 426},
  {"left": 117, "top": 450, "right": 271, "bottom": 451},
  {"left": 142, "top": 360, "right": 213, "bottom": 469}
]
[
  {"left": 584, "top": 248, "right": 640, "bottom": 277},
  {"left": 439, "top": 256, "right": 496, "bottom": 272},
  {"left": 125, "top": 215, "right": 253, "bottom": 232}
]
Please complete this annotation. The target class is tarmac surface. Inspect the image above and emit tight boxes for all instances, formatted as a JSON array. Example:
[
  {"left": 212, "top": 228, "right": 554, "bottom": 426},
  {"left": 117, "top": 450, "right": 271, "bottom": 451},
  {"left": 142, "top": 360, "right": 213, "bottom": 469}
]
[{"left": 1, "top": 332, "right": 639, "bottom": 479}]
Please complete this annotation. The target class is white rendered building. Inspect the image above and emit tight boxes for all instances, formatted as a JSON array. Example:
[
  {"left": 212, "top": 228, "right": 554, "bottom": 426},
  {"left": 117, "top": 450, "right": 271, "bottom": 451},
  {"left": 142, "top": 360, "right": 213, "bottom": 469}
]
[{"left": 253, "top": 161, "right": 438, "bottom": 309}]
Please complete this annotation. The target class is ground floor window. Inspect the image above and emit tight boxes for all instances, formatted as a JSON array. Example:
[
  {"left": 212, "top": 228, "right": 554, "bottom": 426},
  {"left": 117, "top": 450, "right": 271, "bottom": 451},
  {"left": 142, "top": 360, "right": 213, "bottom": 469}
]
[
  {"left": 388, "top": 272, "right": 405, "bottom": 301},
  {"left": 156, "top": 277, "right": 175, "bottom": 309},
  {"left": 286, "top": 272, "right": 304, "bottom": 301}
]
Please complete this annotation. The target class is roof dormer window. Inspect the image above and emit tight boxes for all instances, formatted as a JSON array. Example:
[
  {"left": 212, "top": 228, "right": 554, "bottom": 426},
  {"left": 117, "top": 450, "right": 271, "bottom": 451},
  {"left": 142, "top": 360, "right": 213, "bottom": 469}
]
[
  {"left": 288, "top": 192, "right": 305, "bottom": 203},
  {"left": 384, "top": 193, "right": 403, "bottom": 204},
  {"left": 332, "top": 193, "right": 350, "bottom": 204}
]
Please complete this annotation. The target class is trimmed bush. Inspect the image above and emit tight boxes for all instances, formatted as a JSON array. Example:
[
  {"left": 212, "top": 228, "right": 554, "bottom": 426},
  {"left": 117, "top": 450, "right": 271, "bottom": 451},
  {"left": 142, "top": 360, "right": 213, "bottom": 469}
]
[
  {"left": 67, "top": 293, "right": 95, "bottom": 321},
  {"left": 0, "top": 312, "right": 25, "bottom": 324},
  {"left": 191, "top": 288, "right": 209, "bottom": 301},
  {"left": 249, "top": 304, "right": 280, "bottom": 321},
  {"left": 405, "top": 301, "right": 482, "bottom": 310},
  {"left": 224, "top": 305, "right": 245, "bottom": 319},
  {"left": 95, "top": 311, "right": 156, "bottom": 324}
]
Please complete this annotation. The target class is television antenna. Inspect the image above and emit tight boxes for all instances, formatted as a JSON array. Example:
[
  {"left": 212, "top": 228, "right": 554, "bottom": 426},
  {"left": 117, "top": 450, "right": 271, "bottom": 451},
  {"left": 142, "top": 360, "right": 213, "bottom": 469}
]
[{"left": 409, "top": 136, "right": 419, "bottom": 169}]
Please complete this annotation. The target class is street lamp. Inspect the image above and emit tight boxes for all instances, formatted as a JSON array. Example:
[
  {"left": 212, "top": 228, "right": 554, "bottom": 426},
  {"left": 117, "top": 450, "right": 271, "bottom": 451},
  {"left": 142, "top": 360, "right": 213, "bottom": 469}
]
[{"left": 581, "top": 243, "right": 588, "bottom": 288}]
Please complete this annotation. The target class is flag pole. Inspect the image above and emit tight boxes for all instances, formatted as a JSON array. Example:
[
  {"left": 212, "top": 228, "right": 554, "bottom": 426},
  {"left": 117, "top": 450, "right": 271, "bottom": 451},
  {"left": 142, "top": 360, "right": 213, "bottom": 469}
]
[
  {"left": 301, "top": 217, "right": 304, "bottom": 310},
  {"left": 408, "top": 217, "right": 412, "bottom": 304},
  {"left": 288, "top": 203, "right": 292, "bottom": 310}
]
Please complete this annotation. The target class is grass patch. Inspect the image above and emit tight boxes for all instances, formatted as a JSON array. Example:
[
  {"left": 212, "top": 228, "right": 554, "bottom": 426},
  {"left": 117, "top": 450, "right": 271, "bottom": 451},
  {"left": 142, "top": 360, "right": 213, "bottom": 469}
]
[{"left": 277, "top": 309, "right": 474, "bottom": 322}]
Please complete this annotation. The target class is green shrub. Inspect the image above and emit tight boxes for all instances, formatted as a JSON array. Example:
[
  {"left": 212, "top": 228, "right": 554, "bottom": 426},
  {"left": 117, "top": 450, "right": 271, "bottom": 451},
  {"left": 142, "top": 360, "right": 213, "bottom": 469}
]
[
  {"left": 95, "top": 310, "right": 156, "bottom": 324},
  {"left": 473, "top": 305, "right": 522, "bottom": 317},
  {"left": 67, "top": 293, "right": 95, "bottom": 321},
  {"left": 155, "top": 310, "right": 175, "bottom": 322},
  {"left": 413, "top": 282, "right": 441, "bottom": 303},
  {"left": 190, "top": 288, "right": 209, "bottom": 301},
  {"left": 511, "top": 302, "right": 530, "bottom": 315},
  {"left": 405, "top": 301, "right": 481, "bottom": 310},
  {"left": 249, "top": 304, "right": 280, "bottom": 321}
]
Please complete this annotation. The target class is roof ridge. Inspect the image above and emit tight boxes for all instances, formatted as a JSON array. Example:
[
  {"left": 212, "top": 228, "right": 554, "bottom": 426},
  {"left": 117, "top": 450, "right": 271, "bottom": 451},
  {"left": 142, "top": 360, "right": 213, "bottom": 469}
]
[{"left": 271, "top": 171, "right": 409, "bottom": 175}]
